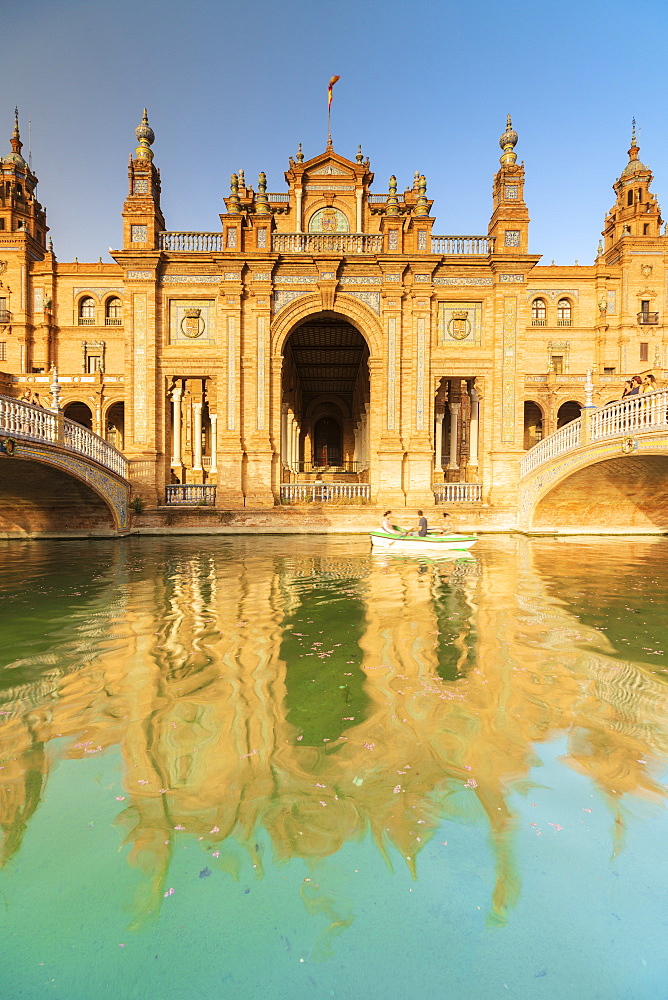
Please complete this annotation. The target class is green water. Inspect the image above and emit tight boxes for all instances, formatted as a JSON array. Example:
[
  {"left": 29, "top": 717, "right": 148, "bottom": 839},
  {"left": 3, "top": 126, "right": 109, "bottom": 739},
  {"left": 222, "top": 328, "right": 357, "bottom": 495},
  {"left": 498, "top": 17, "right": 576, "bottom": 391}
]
[{"left": 1, "top": 535, "right": 668, "bottom": 999}]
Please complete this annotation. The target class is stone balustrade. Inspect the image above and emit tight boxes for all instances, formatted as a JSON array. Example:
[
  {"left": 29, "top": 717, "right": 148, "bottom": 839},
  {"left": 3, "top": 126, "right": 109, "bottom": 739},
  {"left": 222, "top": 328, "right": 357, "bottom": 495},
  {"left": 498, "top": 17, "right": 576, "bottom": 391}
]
[
  {"left": 280, "top": 483, "right": 370, "bottom": 503},
  {"left": 165, "top": 484, "right": 217, "bottom": 505},
  {"left": 159, "top": 232, "right": 223, "bottom": 252},
  {"left": 272, "top": 234, "right": 384, "bottom": 254},
  {"left": 0, "top": 393, "right": 128, "bottom": 479},
  {"left": 431, "top": 236, "right": 494, "bottom": 255},
  {"left": 433, "top": 483, "right": 483, "bottom": 503}
]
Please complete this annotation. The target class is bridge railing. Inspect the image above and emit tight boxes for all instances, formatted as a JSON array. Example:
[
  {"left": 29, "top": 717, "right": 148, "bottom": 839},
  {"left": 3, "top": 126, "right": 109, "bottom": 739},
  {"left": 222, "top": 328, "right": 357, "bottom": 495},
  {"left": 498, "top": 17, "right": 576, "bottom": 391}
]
[
  {"left": 0, "top": 394, "right": 128, "bottom": 479},
  {"left": 520, "top": 418, "right": 581, "bottom": 477},
  {"left": 589, "top": 389, "right": 668, "bottom": 440},
  {"left": 520, "top": 388, "right": 668, "bottom": 477}
]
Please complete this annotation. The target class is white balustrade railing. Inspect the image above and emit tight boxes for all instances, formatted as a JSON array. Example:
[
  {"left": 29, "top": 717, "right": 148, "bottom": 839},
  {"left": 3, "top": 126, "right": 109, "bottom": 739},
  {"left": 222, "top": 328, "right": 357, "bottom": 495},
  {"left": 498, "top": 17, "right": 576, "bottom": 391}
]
[
  {"left": 0, "top": 393, "right": 128, "bottom": 479},
  {"left": 590, "top": 389, "right": 668, "bottom": 441},
  {"left": 520, "top": 419, "right": 581, "bottom": 476},
  {"left": 165, "top": 485, "right": 217, "bottom": 505},
  {"left": 280, "top": 483, "right": 370, "bottom": 503},
  {"left": 433, "top": 482, "right": 483, "bottom": 503},
  {"left": 272, "top": 233, "right": 383, "bottom": 254},
  {"left": 430, "top": 235, "right": 494, "bottom": 255},
  {"left": 520, "top": 389, "right": 668, "bottom": 478},
  {"left": 159, "top": 232, "right": 222, "bottom": 252}
]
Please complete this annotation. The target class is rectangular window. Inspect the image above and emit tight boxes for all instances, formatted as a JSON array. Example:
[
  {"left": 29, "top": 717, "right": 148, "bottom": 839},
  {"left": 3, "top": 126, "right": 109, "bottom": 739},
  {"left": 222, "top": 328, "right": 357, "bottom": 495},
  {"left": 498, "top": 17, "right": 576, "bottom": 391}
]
[
  {"left": 603, "top": 366, "right": 615, "bottom": 374},
  {"left": 87, "top": 355, "right": 102, "bottom": 373},
  {"left": 640, "top": 342, "right": 649, "bottom": 362},
  {"left": 551, "top": 355, "right": 564, "bottom": 375},
  {"left": 0, "top": 296, "right": 7, "bottom": 323},
  {"left": 0, "top": 219, "right": 5, "bottom": 230},
  {"left": 643, "top": 224, "right": 649, "bottom": 235},
  {"left": 641, "top": 300, "right": 650, "bottom": 316},
  {"left": 0, "top": 342, "right": 6, "bottom": 361}
]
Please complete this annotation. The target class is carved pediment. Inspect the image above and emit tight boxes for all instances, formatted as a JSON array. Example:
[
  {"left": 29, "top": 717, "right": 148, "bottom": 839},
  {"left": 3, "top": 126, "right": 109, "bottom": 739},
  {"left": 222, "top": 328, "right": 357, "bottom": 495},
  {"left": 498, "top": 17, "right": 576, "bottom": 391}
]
[{"left": 310, "top": 165, "right": 348, "bottom": 176}]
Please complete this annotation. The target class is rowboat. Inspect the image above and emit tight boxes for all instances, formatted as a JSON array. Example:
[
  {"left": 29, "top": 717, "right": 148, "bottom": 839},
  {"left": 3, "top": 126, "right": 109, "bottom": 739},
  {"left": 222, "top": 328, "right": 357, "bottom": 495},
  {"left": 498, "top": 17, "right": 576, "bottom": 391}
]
[{"left": 369, "top": 530, "right": 477, "bottom": 552}]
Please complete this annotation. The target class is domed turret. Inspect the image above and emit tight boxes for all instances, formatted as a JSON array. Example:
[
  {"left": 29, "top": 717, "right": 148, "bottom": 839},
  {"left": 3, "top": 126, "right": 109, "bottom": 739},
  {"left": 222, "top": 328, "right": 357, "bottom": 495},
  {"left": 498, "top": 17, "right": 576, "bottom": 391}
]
[
  {"left": 135, "top": 109, "right": 155, "bottom": 161},
  {"left": 4, "top": 108, "right": 25, "bottom": 167},
  {"left": 499, "top": 114, "right": 518, "bottom": 165}
]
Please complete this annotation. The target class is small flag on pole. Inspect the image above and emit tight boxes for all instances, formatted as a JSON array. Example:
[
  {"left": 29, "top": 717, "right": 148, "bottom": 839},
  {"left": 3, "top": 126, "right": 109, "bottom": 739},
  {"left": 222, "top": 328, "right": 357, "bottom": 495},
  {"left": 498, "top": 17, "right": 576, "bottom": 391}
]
[{"left": 328, "top": 75, "right": 340, "bottom": 109}]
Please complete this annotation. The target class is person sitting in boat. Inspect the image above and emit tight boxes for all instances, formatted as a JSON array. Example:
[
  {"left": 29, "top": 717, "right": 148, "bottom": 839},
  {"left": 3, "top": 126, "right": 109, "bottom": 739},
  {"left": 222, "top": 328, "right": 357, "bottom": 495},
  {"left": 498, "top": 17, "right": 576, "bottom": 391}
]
[
  {"left": 436, "top": 512, "right": 451, "bottom": 534},
  {"left": 381, "top": 510, "right": 402, "bottom": 533},
  {"left": 405, "top": 510, "right": 428, "bottom": 537}
]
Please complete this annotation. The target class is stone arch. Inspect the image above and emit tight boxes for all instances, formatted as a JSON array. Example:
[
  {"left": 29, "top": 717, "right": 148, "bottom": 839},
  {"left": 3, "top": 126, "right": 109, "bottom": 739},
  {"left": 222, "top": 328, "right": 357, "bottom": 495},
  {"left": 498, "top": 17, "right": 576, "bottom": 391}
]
[
  {"left": 0, "top": 446, "right": 128, "bottom": 534},
  {"left": 270, "top": 294, "right": 383, "bottom": 360},
  {"left": 523, "top": 399, "right": 544, "bottom": 450},
  {"left": 304, "top": 394, "right": 350, "bottom": 422},
  {"left": 305, "top": 201, "right": 354, "bottom": 233},
  {"left": 556, "top": 399, "right": 582, "bottom": 428},
  {"left": 64, "top": 400, "right": 94, "bottom": 429}
]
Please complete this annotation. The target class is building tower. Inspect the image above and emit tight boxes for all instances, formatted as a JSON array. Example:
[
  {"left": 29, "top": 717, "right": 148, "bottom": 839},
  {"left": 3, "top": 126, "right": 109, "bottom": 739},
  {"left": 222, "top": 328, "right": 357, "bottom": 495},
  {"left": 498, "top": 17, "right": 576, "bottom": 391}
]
[
  {"left": 0, "top": 110, "right": 51, "bottom": 373},
  {"left": 602, "top": 121, "right": 663, "bottom": 250},
  {"left": 488, "top": 115, "right": 530, "bottom": 254},
  {"left": 121, "top": 110, "right": 165, "bottom": 250}
]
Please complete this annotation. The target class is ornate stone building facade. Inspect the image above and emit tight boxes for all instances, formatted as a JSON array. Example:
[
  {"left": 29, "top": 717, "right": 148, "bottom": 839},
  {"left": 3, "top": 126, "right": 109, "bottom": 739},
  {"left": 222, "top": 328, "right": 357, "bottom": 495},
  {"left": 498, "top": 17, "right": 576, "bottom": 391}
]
[{"left": 0, "top": 111, "right": 664, "bottom": 519}]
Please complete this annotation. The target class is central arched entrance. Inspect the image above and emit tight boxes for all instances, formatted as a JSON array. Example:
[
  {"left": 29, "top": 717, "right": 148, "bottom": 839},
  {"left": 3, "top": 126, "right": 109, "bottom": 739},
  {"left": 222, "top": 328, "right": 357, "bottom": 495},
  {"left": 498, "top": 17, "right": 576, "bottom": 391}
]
[{"left": 281, "top": 313, "right": 370, "bottom": 482}]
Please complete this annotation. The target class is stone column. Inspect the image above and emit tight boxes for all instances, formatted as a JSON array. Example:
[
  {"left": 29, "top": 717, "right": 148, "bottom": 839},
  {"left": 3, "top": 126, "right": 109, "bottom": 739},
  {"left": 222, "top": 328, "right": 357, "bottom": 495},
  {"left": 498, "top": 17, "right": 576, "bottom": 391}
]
[
  {"left": 448, "top": 402, "right": 460, "bottom": 470},
  {"left": 209, "top": 413, "right": 218, "bottom": 473},
  {"left": 356, "top": 190, "right": 363, "bottom": 232},
  {"left": 192, "top": 401, "right": 203, "bottom": 472},
  {"left": 469, "top": 387, "right": 479, "bottom": 467},
  {"left": 171, "top": 385, "right": 183, "bottom": 467},
  {"left": 435, "top": 411, "right": 444, "bottom": 477},
  {"left": 295, "top": 189, "right": 303, "bottom": 234}
]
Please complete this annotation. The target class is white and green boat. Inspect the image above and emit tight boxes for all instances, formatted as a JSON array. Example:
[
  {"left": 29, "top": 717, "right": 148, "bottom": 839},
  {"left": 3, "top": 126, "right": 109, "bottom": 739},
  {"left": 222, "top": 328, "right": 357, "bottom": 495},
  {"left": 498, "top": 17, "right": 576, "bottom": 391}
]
[{"left": 369, "top": 529, "right": 477, "bottom": 552}]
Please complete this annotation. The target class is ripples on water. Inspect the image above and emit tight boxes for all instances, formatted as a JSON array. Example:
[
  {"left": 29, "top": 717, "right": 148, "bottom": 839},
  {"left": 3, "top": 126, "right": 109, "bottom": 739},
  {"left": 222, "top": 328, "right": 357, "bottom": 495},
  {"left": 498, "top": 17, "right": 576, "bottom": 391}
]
[{"left": 1, "top": 535, "right": 668, "bottom": 999}]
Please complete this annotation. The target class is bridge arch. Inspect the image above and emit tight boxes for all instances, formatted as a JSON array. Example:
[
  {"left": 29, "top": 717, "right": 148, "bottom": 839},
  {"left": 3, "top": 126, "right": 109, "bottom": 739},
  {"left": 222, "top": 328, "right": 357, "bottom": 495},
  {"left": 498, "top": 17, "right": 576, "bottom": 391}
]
[
  {"left": 0, "top": 446, "right": 127, "bottom": 536},
  {"left": 520, "top": 434, "right": 668, "bottom": 532}
]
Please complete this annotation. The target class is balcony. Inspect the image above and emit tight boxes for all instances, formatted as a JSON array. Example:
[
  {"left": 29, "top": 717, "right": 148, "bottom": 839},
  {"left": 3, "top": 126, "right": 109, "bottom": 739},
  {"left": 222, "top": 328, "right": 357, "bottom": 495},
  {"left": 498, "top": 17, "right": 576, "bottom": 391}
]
[
  {"left": 159, "top": 232, "right": 223, "bottom": 252},
  {"left": 638, "top": 312, "right": 659, "bottom": 325},
  {"left": 0, "top": 309, "right": 9, "bottom": 324},
  {"left": 78, "top": 318, "right": 95, "bottom": 326},
  {"left": 433, "top": 483, "right": 483, "bottom": 503},
  {"left": 165, "top": 484, "right": 217, "bottom": 505},
  {"left": 431, "top": 236, "right": 494, "bottom": 255},
  {"left": 272, "top": 233, "right": 383, "bottom": 254},
  {"left": 105, "top": 317, "right": 122, "bottom": 326},
  {"left": 531, "top": 319, "right": 546, "bottom": 327}
]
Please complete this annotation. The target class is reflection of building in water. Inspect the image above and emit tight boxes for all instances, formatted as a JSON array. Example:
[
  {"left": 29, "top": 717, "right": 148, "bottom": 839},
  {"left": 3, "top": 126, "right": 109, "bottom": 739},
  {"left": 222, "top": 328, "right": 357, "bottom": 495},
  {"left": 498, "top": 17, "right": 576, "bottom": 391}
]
[{"left": 1, "top": 539, "right": 667, "bottom": 929}]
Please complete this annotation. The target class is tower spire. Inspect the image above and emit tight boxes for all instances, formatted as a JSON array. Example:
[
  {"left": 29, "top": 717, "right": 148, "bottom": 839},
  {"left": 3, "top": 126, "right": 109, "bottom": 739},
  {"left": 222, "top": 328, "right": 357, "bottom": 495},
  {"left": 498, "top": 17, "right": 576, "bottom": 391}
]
[
  {"left": 10, "top": 107, "right": 23, "bottom": 157},
  {"left": 499, "top": 114, "right": 518, "bottom": 166},
  {"left": 135, "top": 108, "right": 155, "bottom": 161}
]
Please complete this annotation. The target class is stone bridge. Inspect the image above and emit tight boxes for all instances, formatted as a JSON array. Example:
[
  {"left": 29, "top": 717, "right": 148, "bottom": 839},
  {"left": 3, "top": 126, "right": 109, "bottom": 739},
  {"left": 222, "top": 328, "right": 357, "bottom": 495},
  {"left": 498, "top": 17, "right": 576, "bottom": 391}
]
[
  {"left": 0, "top": 394, "right": 130, "bottom": 536},
  {"left": 518, "top": 389, "right": 668, "bottom": 533}
]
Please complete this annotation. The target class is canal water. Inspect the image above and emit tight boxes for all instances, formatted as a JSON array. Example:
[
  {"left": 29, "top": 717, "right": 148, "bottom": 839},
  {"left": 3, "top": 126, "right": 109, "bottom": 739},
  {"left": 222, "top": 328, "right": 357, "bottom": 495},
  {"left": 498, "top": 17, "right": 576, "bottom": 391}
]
[{"left": 1, "top": 535, "right": 667, "bottom": 1000}]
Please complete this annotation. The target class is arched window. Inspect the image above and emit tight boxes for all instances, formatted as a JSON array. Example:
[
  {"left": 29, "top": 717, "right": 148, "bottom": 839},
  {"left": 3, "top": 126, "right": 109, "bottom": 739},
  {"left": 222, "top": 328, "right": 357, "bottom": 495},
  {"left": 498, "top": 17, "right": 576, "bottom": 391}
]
[
  {"left": 78, "top": 296, "right": 95, "bottom": 325},
  {"left": 105, "top": 297, "right": 122, "bottom": 325},
  {"left": 531, "top": 298, "right": 546, "bottom": 326},
  {"left": 557, "top": 298, "right": 572, "bottom": 326}
]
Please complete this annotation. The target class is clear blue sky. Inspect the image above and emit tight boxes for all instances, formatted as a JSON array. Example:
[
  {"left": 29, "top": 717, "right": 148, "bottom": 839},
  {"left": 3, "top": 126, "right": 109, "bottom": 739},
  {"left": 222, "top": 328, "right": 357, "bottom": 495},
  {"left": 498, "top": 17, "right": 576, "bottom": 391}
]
[{"left": 3, "top": 0, "right": 668, "bottom": 265}]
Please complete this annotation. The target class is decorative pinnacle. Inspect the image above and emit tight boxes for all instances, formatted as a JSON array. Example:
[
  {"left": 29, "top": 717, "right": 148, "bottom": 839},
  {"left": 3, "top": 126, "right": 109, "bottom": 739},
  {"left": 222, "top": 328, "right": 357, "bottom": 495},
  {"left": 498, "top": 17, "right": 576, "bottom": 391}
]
[
  {"left": 228, "top": 173, "right": 241, "bottom": 213},
  {"left": 10, "top": 106, "right": 22, "bottom": 155},
  {"left": 135, "top": 109, "right": 155, "bottom": 161},
  {"left": 356, "top": 145, "right": 363, "bottom": 163},
  {"left": 296, "top": 142, "right": 304, "bottom": 163},
  {"left": 631, "top": 118, "right": 637, "bottom": 147},
  {"left": 255, "top": 171, "right": 271, "bottom": 215},
  {"left": 499, "top": 113, "right": 518, "bottom": 165},
  {"left": 386, "top": 175, "right": 400, "bottom": 216},
  {"left": 414, "top": 174, "right": 429, "bottom": 216}
]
